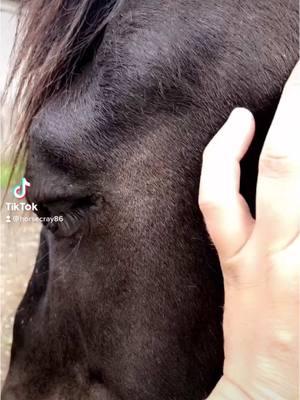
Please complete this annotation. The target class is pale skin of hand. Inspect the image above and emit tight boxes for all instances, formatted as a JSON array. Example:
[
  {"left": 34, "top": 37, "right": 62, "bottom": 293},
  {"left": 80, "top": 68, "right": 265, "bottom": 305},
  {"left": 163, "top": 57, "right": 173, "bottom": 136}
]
[{"left": 200, "top": 61, "right": 300, "bottom": 400}]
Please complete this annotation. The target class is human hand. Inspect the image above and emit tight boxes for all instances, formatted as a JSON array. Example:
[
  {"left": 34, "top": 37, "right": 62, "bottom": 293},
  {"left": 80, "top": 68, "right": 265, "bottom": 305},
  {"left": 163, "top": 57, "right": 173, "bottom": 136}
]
[{"left": 200, "top": 61, "right": 300, "bottom": 400}]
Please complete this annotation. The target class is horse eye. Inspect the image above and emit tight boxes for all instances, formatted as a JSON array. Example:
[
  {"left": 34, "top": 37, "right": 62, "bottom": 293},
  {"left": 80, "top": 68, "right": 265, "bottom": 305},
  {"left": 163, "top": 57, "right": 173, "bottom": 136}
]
[
  {"left": 35, "top": 196, "right": 95, "bottom": 237},
  {"left": 48, "top": 208, "right": 88, "bottom": 237}
]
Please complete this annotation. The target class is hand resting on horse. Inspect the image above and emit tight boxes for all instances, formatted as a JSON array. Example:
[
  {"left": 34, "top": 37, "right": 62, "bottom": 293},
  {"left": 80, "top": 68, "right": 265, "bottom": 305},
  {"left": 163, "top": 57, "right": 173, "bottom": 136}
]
[{"left": 200, "top": 61, "right": 300, "bottom": 400}]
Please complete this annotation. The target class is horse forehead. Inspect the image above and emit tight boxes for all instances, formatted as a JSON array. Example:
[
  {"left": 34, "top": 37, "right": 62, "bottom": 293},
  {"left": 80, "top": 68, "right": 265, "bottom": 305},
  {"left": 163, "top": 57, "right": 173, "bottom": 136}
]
[
  {"left": 26, "top": 0, "right": 222, "bottom": 177},
  {"left": 28, "top": 3, "right": 194, "bottom": 151},
  {"left": 30, "top": 82, "right": 98, "bottom": 143}
]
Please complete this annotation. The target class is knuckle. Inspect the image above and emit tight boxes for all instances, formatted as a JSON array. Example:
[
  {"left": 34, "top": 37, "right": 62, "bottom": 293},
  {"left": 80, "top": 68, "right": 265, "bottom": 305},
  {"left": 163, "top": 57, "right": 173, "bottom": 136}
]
[
  {"left": 259, "top": 152, "right": 298, "bottom": 177},
  {"left": 222, "top": 263, "right": 242, "bottom": 286},
  {"left": 198, "top": 198, "right": 222, "bottom": 214},
  {"left": 270, "top": 329, "right": 296, "bottom": 357}
]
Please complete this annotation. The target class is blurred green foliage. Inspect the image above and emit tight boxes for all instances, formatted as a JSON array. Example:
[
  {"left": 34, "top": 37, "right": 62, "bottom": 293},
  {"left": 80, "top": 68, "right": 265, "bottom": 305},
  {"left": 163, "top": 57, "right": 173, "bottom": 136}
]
[{"left": 0, "top": 162, "right": 24, "bottom": 189}]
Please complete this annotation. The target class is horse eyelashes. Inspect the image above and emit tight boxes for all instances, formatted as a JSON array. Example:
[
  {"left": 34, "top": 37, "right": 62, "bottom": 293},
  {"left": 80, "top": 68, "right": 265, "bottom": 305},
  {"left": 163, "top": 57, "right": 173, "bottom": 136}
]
[
  {"left": 57, "top": 207, "right": 89, "bottom": 237},
  {"left": 34, "top": 196, "right": 95, "bottom": 238}
]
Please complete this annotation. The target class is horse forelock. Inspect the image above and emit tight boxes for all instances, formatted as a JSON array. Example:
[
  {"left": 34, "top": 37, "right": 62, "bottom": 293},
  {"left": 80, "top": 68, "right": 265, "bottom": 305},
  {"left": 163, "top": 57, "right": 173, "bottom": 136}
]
[{"left": 5, "top": 0, "right": 124, "bottom": 176}]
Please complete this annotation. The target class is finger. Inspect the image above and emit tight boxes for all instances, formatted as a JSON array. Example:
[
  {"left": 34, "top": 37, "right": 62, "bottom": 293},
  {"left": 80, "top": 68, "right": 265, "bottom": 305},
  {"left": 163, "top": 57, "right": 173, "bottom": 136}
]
[
  {"left": 256, "top": 61, "right": 300, "bottom": 251},
  {"left": 199, "top": 108, "right": 255, "bottom": 262}
]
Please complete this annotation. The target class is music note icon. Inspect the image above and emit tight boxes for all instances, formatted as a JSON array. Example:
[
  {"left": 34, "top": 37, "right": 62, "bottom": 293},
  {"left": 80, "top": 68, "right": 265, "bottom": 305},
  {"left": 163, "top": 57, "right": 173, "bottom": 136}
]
[{"left": 13, "top": 177, "right": 31, "bottom": 200}]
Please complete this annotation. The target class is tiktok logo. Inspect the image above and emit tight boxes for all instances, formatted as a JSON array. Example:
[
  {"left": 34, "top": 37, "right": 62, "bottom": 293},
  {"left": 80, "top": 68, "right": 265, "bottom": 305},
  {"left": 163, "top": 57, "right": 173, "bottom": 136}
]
[
  {"left": 13, "top": 177, "right": 31, "bottom": 199},
  {"left": 5, "top": 177, "right": 38, "bottom": 217}
]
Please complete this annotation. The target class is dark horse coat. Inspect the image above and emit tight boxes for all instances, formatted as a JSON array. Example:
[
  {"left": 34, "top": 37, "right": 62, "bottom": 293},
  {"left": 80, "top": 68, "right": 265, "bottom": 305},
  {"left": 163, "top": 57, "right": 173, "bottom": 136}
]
[{"left": 2, "top": 1, "right": 298, "bottom": 399}]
